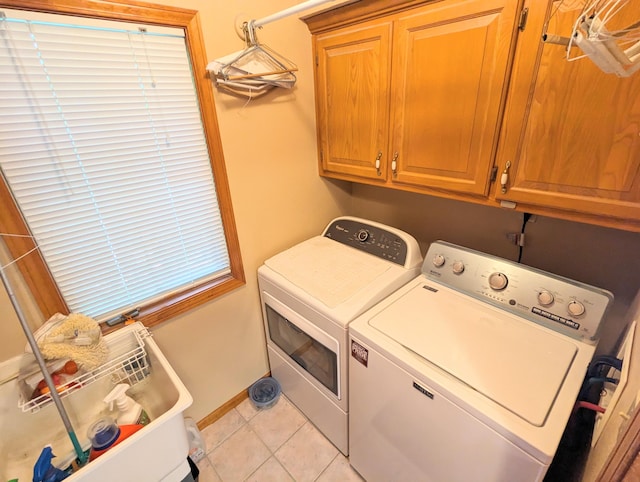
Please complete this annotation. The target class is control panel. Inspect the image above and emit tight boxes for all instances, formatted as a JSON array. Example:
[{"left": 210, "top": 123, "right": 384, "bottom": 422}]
[
  {"left": 323, "top": 217, "right": 419, "bottom": 267},
  {"left": 423, "top": 241, "right": 614, "bottom": 342}
]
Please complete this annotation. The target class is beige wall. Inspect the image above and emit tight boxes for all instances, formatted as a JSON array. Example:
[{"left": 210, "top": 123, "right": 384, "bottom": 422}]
[
  {"left": 144, "top": 0, "right": 352, "bottom": 420},
  {"left": 0, "top": 0, "right": 351, "bottom": 421}
]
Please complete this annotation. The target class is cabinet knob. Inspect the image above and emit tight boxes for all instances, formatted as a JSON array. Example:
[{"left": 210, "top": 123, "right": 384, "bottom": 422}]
[
  {"left": 391, "top": 152, "right": 399, "bottom": 177},
  {"left": 500, "top": 161, "right": 511, "bottom": 193},
  {"left": 375, "top": 151, "right": 382, "bottom": 176}
]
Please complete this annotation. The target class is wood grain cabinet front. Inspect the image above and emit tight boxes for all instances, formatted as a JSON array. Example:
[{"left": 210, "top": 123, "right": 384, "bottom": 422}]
[
  {"left": 493, "top": 0, "right": 640, "bottom": 230},
  {"left": 389, "top": 0, "right": 520, "bottom": 196},
  {"left": 312, "top": 0, "right": 522, "bottom": 196},
  {"left": 315, "top": 20, "right": 393, "bottom": 182},
  {"left": 307, "top": 0, "right": 640, "bottom": 231}
]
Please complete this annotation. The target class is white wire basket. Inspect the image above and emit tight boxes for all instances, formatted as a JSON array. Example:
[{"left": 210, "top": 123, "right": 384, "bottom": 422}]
[{"left": 18, "top": 323, "right": 152, "bottom": 413}]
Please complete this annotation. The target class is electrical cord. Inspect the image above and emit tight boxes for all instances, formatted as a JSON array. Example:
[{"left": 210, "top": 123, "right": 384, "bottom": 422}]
[{"left": 517, "top": 213, "right": 532, "bottom": 263}]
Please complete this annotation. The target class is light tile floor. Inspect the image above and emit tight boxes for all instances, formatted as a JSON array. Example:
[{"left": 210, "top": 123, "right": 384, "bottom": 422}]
[{"left": 196, "top": 395, "right": 364, "bottom": 482}]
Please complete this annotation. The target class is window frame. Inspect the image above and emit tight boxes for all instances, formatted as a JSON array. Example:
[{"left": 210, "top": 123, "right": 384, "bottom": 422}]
[{"left": 0, "top": 0, "right": 245, "bottom": 328}]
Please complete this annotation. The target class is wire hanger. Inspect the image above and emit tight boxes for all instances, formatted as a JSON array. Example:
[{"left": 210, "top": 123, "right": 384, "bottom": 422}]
[
  {"left": 207, "top": 0, "right": 350, "bottom": 98},
  {"left": 542, "top": 0, "right": 640, "bottom": 77},
  {"left": 207, "top": 21, "right": 298, "bottom": 97}
]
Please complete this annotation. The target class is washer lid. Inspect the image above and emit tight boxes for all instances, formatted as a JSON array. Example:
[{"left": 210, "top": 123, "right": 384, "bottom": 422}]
[
  {"left": 369, "top": 282, "right": 578, "bottom": 426},
  {"left": 264, "top": 236, "right": 392, "bottom": 308}
]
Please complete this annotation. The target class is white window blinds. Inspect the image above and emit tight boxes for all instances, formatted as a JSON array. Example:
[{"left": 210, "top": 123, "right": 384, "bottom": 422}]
[{"left": 0, "top": 10, "right": 231, "bottom": 319}]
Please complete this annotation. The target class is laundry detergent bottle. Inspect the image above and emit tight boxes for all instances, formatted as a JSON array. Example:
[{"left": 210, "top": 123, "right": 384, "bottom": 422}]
[
  {"left": 103, "top": 383, "right": 151, "bottom": 426},
  {"left": 87, "top": 417, "right": 144, "bottom": 461}
]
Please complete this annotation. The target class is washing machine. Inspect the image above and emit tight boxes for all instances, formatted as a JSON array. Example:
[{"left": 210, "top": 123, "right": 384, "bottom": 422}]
[
  {"left": 348, "top": 240, "right": 613, "bottom": 481},
  {"left": 258, "top": 216, "right": 422, "bottom": 455}
]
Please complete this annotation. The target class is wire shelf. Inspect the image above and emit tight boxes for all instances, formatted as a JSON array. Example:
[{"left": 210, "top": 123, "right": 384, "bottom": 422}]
[{"left": 18, "top": 324, "right": 152, "bottom": 413}]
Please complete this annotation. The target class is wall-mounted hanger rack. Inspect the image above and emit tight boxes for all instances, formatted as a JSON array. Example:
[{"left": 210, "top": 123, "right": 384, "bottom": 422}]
[
  {"left": 543, "top": 0, "right": 640, "bottom": 77},
  {"left": 209, "top": 22, "right": 298, "bottom": 98},
  {"left": 207, "top": 0, "right": 352, "bottom": 98}
]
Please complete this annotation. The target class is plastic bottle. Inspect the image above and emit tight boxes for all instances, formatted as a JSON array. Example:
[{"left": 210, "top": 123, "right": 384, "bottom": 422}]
[
  {"left": 33, "top": 445, "right": 69, "bottom": 482},
  {"left": 103, "top": 383, "right": 151, "bottom": 426},
  {"left": 184, "top": 417, "right": 206, "bottom": 463},
  {"left": 87, "top": 417, "right": 144, "bottom": 461}
]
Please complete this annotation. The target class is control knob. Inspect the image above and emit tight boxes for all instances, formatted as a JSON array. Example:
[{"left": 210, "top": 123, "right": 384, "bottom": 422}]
[
  {"left": 452, "top": 261, "right": 465, "bottom": 274},
  {"left": 356, "top": 229, "right": 369, "bottom": 242},
  {"left": 488, "top": 272, "right": 508, "bottom": 291},
  {"left": 567, "top": 300, "right": 585, "bottom": 317},
  {"left": 432, "top": 254, "right": 445, "bottom": 268},
  {"left": 537, "top": 290, "right": 554, "bottom": 306}
]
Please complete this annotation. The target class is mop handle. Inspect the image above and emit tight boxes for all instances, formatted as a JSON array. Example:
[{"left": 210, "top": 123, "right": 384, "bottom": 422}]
[{"left": 0, "top": 267, "right": 88, "bottom": 466}]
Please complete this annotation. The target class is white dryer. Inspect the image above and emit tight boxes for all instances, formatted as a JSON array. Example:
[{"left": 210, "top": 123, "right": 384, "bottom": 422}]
[
  {"left": 258, "top": 217, "right": 422, "bottom": 455},
  {"left": 349, "top": 241, "right": 613, "bottom": 481}
]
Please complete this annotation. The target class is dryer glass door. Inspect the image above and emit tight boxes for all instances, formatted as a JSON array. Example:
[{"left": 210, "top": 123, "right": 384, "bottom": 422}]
[{"left": 265, "top": 304, "right": 339, "bottom": 396}]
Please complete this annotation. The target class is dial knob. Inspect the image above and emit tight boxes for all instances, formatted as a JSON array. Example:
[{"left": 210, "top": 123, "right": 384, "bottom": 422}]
[
  {"left": 488, "top": 272, "right": 508, "bottom": 291},
  {"left": 432, "top": 254, "right": 445, "bottom": 268},
  {"left": 452, "top": 260, "right": 465, "bottom": 274},
  {"left": 356, "top": 229, "right": 369, "bottom": 242},
  {"left": 537, "top": 290, "right": 554, "bottom": 306},
  {"left": 567, "top": 300, "right": 585, "bottom": 317}
]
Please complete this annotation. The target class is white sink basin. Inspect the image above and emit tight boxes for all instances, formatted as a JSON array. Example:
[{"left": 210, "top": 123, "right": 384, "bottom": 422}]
[{"left": 0, "top": 323, "right": 193, "bottom": 482}]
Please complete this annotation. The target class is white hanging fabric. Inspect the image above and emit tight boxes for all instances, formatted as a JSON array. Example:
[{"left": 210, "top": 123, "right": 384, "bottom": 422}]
[{"left": 207, "top": 0, "right": 349, "bottom": 97}]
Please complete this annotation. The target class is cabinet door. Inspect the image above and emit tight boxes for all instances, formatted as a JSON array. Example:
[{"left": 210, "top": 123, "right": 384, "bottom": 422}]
[
  {"left": 315, "top": 21, "right": 392, "bottom": 181},
  {"left": 390, "top": 0, "right": 521, "bottom": 195},
  {"left": 494, "top": 1, "right": 640, "bottom": 226}
]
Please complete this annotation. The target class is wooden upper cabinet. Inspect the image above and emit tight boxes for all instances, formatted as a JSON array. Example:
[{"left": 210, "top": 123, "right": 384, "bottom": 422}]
[
  {"left": 314, "top": 21, "right": 392, "bottom": 181},
  {"left": 311, "top": 0, "right": 521, "bottom": 196},
  {"left": 494, "top": 0, "right": 640, "bottom": 227},
  {"left": 390, "top": 0, "right": 521, "bottom": 195},
  {"left": 307, "top": 0, "right": 640, "bottom": 231}
]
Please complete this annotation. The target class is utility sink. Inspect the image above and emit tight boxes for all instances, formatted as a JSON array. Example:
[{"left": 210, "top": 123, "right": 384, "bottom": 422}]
[{"left": 0, "top": 323, "right": 193, "bottom": 482}]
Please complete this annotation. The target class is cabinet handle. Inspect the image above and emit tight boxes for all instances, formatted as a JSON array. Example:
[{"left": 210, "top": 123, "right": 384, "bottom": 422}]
[
  {"left": 500, "top": 161, "right": 511, "bottom": 194},
  {"left": 375, "top": 151, "right": 382, "bottom": 176},
  {"left": 391, "top": 152, "right": 399, "bottom": 177}
]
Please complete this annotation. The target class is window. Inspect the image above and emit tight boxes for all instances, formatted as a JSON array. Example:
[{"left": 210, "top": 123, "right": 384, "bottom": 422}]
[{"left": 0, "top": 0, "right": 244, "bottom": 326}]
